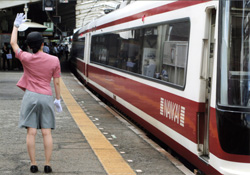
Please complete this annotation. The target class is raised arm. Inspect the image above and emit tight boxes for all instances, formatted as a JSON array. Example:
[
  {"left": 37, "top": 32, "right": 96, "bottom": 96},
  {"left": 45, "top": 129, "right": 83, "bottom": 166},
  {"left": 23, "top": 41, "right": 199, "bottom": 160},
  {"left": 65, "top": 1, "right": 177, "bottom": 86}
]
[
  {"left": 10, "top": 13, "right": 26, "bottom": 53},
  {"left": 10, "top": 26, "right": 19, "bottom": 53}
]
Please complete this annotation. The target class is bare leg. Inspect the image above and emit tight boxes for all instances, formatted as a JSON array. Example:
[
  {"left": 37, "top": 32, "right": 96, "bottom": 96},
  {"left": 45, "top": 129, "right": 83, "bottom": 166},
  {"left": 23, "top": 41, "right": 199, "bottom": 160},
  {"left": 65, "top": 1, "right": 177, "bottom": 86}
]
[
  {"left": 41, "top": 128, "right": 53, "bottom": 165},
  {"left": 26, "top": 128, "right": 37, "bottom": 165}
]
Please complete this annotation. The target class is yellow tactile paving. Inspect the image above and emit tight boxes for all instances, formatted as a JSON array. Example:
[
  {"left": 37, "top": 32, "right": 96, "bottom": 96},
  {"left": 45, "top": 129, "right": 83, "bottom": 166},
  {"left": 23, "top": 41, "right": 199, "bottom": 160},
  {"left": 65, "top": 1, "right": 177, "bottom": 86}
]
[{"left": 60, "top": 78, "right": 136, "bottom": 175}]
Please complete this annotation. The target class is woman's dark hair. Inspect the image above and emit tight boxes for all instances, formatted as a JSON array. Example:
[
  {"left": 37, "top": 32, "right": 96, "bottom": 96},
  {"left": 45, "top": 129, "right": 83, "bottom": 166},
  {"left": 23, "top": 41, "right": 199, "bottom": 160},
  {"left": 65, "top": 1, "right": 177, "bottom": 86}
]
[{"left": 26, "top": 32, "right": 44, "bottom": 53}]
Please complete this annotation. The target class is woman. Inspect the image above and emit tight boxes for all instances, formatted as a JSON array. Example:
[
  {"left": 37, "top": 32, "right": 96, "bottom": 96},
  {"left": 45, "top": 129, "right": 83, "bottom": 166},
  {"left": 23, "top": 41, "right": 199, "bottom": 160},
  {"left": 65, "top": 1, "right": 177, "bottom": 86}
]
[{"left": 10, "top": 13, "right": 62, "bottom": 173}]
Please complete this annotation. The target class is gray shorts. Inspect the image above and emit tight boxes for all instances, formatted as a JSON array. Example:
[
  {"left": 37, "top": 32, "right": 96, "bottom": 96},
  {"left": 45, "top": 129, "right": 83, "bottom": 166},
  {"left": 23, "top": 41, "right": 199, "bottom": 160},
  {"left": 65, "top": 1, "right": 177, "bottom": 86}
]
[{"left": 19, "top": 90, "right": 55, "bottom": 129}]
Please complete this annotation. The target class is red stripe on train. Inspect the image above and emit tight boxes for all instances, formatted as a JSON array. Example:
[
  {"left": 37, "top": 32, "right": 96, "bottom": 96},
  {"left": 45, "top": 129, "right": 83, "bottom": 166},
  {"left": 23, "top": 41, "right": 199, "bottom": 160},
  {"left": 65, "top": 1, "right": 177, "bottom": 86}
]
[
  {"left": 87, "top": 64, "right": 250, "bottom": 163},
  {"left": 88, "top": 65, "right": 203, "bottom": 143}
]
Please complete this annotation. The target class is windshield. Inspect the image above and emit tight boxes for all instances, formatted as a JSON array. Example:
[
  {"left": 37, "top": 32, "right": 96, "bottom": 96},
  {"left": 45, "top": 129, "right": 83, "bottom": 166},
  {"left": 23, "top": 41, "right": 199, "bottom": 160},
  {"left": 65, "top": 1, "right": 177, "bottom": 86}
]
[{"left": 219, "top": 0, "right": 250, "bottom": 107}]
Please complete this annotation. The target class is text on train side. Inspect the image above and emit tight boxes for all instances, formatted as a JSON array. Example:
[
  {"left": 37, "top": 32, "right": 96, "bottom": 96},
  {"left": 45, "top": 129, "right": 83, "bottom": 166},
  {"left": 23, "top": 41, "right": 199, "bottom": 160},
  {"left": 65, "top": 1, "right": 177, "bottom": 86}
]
[{"left": 160, "top": 98, "right": 185, "bottom": 127}]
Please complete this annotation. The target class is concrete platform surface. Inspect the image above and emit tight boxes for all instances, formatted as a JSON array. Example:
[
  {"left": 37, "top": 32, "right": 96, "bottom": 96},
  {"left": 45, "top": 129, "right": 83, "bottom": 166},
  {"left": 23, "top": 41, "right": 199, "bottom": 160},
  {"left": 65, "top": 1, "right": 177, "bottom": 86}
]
[{"left": 0, "top": 71, "right": 192, "bottom": 175}]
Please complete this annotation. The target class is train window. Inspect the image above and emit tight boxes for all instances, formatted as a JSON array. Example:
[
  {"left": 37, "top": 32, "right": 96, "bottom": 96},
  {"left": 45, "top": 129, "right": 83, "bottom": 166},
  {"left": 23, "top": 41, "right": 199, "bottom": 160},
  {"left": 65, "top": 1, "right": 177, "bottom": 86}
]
[
  {"left": 90, "top": 20, "right": 190, "bottom": 88},
  {"left": 71, "top": 37, "right": 85, "bottom": 60}
]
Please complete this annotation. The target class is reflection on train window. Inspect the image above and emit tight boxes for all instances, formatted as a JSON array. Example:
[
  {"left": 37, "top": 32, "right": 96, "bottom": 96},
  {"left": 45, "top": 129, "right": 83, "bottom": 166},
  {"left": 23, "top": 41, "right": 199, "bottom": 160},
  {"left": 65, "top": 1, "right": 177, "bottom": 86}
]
[
  {"left": 161, "top": 22, "right": 189, "bottom": 86},
  {"left": 90, "top": 20, "right": 190, "bottom": 88},
  {"left": 71, "top": 37, "right": 85, "bottom": 60}
]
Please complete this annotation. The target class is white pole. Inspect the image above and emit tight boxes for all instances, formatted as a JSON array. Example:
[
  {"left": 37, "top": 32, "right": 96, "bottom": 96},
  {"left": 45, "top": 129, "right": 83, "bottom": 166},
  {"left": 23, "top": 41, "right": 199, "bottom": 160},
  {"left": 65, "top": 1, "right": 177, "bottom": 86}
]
[{"left": 24, "top": 3, "right": 28, "bottom": 19}]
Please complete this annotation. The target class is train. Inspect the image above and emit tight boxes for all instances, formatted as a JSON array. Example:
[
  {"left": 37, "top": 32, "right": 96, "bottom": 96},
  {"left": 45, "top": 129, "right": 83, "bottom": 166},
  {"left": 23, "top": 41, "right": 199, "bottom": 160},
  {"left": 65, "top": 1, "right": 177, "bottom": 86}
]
[{"left": 69, "top": 1, "right": 250, "bottom": 174}]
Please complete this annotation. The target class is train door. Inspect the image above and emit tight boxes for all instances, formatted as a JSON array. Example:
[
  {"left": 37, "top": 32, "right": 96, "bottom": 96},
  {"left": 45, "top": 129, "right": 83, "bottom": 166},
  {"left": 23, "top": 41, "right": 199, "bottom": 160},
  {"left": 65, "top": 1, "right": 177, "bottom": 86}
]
[{"left": 198, "top": 7, "right": 216, "bottom": 160}]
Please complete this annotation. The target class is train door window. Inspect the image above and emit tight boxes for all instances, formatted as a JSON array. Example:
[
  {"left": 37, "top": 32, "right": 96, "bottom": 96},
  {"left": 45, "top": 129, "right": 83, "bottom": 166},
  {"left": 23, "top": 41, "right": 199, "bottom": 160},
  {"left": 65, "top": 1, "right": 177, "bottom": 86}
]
[
  {"left": 160, "top": 21, "right": 190, "bottom": 87},
  {"left": 74, "top": 37, "right": 85, "bottom": 60},
  {"left": 91, "top": 34, "right": 120, "bottom": 65},
  {"left": 91, "top": 35, "right": 107, "bottom": 64}
]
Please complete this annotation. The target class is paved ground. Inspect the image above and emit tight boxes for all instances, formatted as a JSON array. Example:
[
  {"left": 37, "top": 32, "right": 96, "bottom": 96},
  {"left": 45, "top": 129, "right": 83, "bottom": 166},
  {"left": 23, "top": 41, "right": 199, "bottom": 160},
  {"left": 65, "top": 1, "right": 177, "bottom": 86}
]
[
  {"left": 0, "top": 66, "right": 191, "bottom": 174},
  {"left": 0, "top": 72, "right": 106, "bottom": 175}
]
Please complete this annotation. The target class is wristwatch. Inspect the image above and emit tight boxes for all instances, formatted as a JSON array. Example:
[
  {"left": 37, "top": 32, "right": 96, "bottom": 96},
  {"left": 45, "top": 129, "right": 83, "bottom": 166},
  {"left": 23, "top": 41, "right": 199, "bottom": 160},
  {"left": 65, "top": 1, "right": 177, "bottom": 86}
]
[{"left": 14, "top": 24, "right": 19, "bottom": 28}]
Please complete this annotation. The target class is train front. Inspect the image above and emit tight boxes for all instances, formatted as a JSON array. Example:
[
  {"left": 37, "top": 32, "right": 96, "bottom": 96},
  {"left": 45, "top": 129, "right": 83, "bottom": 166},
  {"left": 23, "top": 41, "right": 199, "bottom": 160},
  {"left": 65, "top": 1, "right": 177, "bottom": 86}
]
[{"left": 216, "top": 0, "right": 250, "bottom": 173}]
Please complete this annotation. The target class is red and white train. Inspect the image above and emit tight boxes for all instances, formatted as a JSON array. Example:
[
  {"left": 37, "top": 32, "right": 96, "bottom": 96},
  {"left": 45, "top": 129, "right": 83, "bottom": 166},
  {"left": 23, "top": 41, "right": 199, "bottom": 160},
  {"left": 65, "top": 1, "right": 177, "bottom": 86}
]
[{"left": 69, "top": 1, "right": 250, "bottom": 174}]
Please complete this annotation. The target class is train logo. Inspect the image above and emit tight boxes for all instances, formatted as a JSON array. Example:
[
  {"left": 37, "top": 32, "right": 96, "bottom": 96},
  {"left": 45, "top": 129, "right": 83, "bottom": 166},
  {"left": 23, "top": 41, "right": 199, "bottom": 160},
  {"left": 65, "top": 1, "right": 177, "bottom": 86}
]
[{"left": 160, "top": 98, "right": 185, "bottom": 127}]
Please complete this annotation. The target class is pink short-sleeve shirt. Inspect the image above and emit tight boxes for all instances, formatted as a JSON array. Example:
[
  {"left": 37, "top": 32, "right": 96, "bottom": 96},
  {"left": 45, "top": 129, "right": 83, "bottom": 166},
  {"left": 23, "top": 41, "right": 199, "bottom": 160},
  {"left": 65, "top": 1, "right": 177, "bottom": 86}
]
[{"left": 15, "top": 49, "right": 61, "bottom": 96}]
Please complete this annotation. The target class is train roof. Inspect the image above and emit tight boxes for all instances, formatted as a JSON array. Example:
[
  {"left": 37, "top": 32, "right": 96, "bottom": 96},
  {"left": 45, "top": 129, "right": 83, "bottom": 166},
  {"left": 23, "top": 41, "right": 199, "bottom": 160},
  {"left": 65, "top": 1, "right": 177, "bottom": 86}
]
[
  {"left": 77, "top": 0, "right": 216, "bottom": 37},
  {"left": 77, "top": 1, "right": 172, "bottom": 36}
]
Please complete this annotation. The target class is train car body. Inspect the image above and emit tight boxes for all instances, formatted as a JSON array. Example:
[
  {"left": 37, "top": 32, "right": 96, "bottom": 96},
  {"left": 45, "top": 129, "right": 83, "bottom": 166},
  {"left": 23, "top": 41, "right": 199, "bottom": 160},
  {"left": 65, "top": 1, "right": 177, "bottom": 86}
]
[{"left": 70, "top": 1, "right": 250, "bottom": 174}]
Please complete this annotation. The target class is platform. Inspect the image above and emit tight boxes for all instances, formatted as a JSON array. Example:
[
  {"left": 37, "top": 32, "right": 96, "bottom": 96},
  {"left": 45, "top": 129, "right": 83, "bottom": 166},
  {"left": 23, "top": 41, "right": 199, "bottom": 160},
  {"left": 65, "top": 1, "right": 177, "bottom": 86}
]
[{"left": 0, "top": 69, "right": 193, "bottom": 175}]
